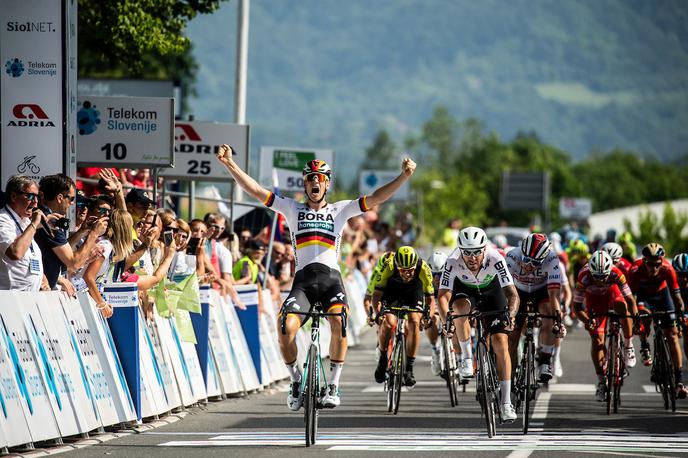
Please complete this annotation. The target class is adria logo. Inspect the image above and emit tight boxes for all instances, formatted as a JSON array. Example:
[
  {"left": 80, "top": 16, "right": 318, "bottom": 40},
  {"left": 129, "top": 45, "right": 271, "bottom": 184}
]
[
  {"left": 7, "top": 104, "right": 55, "bottom": 127},
  {"left": 175, "top": 123, "right": 202, "bottom": 142}
]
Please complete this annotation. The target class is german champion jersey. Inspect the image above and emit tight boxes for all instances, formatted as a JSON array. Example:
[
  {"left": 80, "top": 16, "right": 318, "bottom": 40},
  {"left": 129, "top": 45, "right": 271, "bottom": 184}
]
[{"left": 263, "top": 192, "right": 370, "bottom": 272}]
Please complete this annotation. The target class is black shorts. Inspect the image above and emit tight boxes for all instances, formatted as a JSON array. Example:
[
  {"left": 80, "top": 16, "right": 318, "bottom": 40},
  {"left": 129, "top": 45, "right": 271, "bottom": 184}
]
[
  {"left": 379, "top": 276, "right": 426, "bottom": 311},
  {"left": 449, "top": 277, "right": 509, "bottom": 335},
  {"left": 515, "top": 286, "right": 549, "bottom": 328},
  {"left": 638, "top": 287, "right": 677, "bottom": 330},
  {"left": 280, "top": 263, "right": 348, "bottom": 325}
]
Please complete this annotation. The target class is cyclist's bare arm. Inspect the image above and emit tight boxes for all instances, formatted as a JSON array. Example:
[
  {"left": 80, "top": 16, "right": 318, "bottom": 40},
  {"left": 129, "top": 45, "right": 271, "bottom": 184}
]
[
  {"left": 624, "top": 293, "right": 638, "bottom": 316},
  {"left": 573, "top": 300, "right": 589, "bottom": 323},
  {"left": 673, "top": 292, "right": 685, "bottom": 314},
  {"left": 365, "top": 158, "right": 416, "bottom": 208},
  {"left": 503, "top": 284, "right": 519, "bottom": 320},
  {"left": 438, "top": 288, "right": 452, "bottom": 318},
  {"left": 561, "top": 282, "right": 573, "bottom": 310},
  {"left": 216, "top": 144, "right": 270, "bottom": 203},
  {"left": 547, "top": 288, "right": 562, "bottom": 315},
  {"left": 371, "top": 289, "right": 383, "bottom": 315}
]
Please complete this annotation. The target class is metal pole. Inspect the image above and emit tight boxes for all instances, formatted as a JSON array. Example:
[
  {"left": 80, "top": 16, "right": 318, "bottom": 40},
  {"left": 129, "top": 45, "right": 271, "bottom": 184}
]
[
  {"left": 229, "top": 182, "right": 235, "bottom": 231},
  {"left": 152, "top": 168, "right": 158, "bottom": 205},
  {"left": 263, "top": 211, "right": 278, "bottom": 289},
  {"left": 235, "top": 0, "right": 249, "bottom": 125},
  {"left": 189, "top": 180, "right": 196, "bottom": 220}
]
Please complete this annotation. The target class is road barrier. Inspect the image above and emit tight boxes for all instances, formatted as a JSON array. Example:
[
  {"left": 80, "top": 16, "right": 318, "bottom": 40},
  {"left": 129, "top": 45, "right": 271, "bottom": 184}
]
[{"left": 0, "top": 274, "right": 368, "bottom": 450}]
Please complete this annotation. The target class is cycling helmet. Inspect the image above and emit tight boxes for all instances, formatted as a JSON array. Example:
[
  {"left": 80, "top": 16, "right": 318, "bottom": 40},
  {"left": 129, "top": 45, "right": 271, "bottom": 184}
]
[
  {"left": 302, "top": 159, "right": 332, "bottom": 179},
  {"left": 589, "top": 250, "right": 614, "bottom": 277},
  {"left": 457, "top": 226, "right": 488, "bottom": 250},
  {"left": 521, "top": 233, "right": 551, "bottom": 261},
  {"left": 601, "top": 242, "right": 624, "bottom": 263},
  {"left": 672, "top": 253, "right": 688, "bottom": 273},
  {"left": 641, "top": 243, "right": 665, "bottom": 259},
  {"left": 492, "top": 234, "right": 508, "bottom": 249},
  {"left": 428, "top": 251, "right": 448, "bottom": 273},
  {"left": 395, "top": 246, "right": 418, "bottom": 269},
  {"left": 568, "top": 239, "right": 589, "bottom": 255}
]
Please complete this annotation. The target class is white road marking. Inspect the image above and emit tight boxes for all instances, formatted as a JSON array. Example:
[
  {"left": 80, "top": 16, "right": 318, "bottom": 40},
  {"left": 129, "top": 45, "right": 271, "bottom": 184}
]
[
  {"left": 545, "top": 383, "right": 595, "bottom": 393},
  {"left": 642, "top": 384, "right": 657, "bottom": 393},
  {"left": 505, "top": 450, "right": 533, "bottom": 458}
]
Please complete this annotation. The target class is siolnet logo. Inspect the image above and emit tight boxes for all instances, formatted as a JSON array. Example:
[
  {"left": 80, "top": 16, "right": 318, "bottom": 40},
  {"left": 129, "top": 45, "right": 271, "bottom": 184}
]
[
  {"left": 77, "top": 100, "right": 100, "bottom": 135},
  {"left": 5, "top": 58, "right": 24, "bottom": 77},
  {"left": 174, "top": 123, "right": 230, "bottom": 155},
  {"left": 7, "top": 104, "right": 55, "bottom": 127}
]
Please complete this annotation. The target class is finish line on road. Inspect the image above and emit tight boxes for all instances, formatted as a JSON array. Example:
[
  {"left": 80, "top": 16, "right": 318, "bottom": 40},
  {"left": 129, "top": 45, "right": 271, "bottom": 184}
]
[{"left": 158, "top": 431, "right": 688, "bottom": 453}]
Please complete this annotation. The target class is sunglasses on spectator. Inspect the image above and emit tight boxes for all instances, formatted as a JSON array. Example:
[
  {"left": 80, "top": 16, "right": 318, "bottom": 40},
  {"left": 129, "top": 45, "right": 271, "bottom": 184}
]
[
  {"left": 522, "top": 256, "right": 542, "bottom": 267},
  {"left": 461, "top": 248, "right": 484, "bottom": 258},
  {"left": 61, "top": 193, "right": 76, "bottom": 202},
  {"left": 19, "top": 192, "right": 38, "bottom": 201},
  {"left": 96, "top": 207, "right": 111, "bottom": 215},
  {"left": 305, "top": 173, "right": 329, "bottom": 183},
  {"left": 165, "top": 227, "right": 180, "bottom": 233},
  {"left": 211, "top": 224, "right": 225, "bottom": 231}
]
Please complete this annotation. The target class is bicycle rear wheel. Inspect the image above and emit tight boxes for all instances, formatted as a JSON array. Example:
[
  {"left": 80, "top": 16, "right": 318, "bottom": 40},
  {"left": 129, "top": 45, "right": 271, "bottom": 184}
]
[
  {"left": 477, "top": 340, "right": 496, "bottom": 438},
  {"left": 606, "top": 335, "right": 617, "bottom": 415},
  {"left": 392, "top": 333, "right": 405, "bottom": 415},
  {"left": 304, "top": 345, "right": 319, "bottom": 446},
  {"left": 523, "top": 340, "right": 535, "bottom": 434}
]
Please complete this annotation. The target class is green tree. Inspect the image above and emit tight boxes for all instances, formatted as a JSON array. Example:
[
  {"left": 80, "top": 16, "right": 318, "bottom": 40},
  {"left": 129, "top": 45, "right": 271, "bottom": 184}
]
[
  {"left": 624, "top": 203, "right": 688, "bottom": 255},
  {"left": 362, "top": 130, "right": 397, "bottom": 169}
]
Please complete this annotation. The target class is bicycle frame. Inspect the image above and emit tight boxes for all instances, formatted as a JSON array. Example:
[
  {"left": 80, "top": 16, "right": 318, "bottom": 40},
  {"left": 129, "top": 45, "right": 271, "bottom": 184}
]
[
  {"left": 644, "top": 310, "right": 677, "bottom": 412},
  {"left": 591, "top": 311, "right": 630, "bottom": 415}
]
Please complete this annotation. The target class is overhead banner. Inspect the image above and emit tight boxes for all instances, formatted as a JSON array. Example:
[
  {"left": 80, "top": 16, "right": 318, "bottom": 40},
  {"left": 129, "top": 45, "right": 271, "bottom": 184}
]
[
  {"left": 359, "top": 169, "right": 409, "bottom": 200},
  {"left": 0, "top": 0, "right": 68, "bottom": 186},
  {"left": 76, "top": 95, "right": 175, "bottom": 168},
  {"left": 559, "top": 197, "right": 592, "bottom": 220},
  {"left": 159, "top": 121, "right": 249, "bottom": 181},
  {"left": 259, "top": 146, "right": 334, "bottom": 192}
]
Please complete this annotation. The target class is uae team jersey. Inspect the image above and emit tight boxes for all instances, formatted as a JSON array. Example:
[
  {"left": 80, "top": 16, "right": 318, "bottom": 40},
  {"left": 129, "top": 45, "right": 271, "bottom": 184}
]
[
  {"left": 264, "top": 192, "right": 370, "bottom": 272},
  {"left": 440, "top": 246, "right": 514, "bottom": 290},
  {"left": 505, "top": 248, "right": 562, "bottom": 293}
]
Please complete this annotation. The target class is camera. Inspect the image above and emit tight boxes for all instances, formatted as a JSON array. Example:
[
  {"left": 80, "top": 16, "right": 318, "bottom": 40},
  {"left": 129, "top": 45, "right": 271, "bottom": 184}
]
[
  {"left": 54, "top": 217, "right": 70, "bottom": 230},
  {"left": 163, "top": 230, "right": 174, "bottom": 247},
  {"left": 186, "top": 237, "right": 201, "bottom": 255}
]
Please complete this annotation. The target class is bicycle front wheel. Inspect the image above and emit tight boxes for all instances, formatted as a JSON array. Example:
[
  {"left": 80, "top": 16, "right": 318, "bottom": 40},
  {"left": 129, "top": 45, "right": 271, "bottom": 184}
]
[
  {"left": 658, "top": 334, "right": 677, "bottom": 412},
  {"left": 523, "top": 339, "right": 535, "bottom": 434},
  {"left": 443, "top": 334, "right": 459, "bottom": 407},
  {"left": 605, "top": 334, "right": 617, "bottom": 415},
  {"left": 477, "top": 340, "right": 496, "bottom": 438},
  {"left": 304, "top": 345, "right": 319, "bottom": 446},
  {"left": 613, "top": 340, "right": 625, "bottom": 414},
  {"left": 392, "top": 333, "right": 405, "bottom": 415}
]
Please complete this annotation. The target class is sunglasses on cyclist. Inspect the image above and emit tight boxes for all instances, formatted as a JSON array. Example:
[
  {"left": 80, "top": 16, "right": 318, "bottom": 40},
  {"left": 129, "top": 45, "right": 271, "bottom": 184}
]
[
  {"left": 591, "top": 273, "right": 609, "bottom": 281},
  {"left": 398, "top": 267, "right": 416, "bottom": 274},
  {"left": 305, "top": 173, "right": 329, "bottom": 183},
  {"left": 522, "top": 256, "right": 542, "bottom": 267},
  {"left": 461, "top": 248, "right": 484, "bottom": 258},
  {"left": 645, "top": 261, "right": 662, "bottom": 268},
  {"left": 19, "top": 191, "right": 38, "bottom": 201}
]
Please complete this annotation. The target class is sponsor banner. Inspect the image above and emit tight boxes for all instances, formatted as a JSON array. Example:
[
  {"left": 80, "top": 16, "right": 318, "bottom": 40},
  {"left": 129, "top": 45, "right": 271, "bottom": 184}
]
[
  {"left": 218, "top": 293, "right": 260, "bottom": 392},
  {"left": 76, "top": 95, "right": 174, "bottom": 168},
  {"left": 167, "top": 317, "right": 207, "bottom": 403},
  {"left": 159, "top": 121, "right": 249, "bottom": 181},
  {"left": 137, "top": 309, "right": 170, "bottom": 418},
  {"left": 76, "top": 292, "right": 136, "bottom": 424},
  {"left": 145, "top": 314, "right": 182, "bottom": 412},
  {"left": 154, "top": 314, "right": 195, "bottom": 407},
  {"left": 259, "top": 146, "right": 334, "bottom": 192},
  {"left": 1, "top": 0, "right": 66, "bottom": 186},
  {"left": 205, "top": 346, "right": 223, "bottom": 398},
  {"left": 359, "top": 169, "right": 409, "bottom": 200},
  {"left": 234, "top": 286, "right": 263, "bottom": 384},
  {"left": 259, "top": 290, "right": 289, "bottom": 381},
  {"left": 559, "top": 197, "right": 592, "bottom": 220},
  {"left": 208, "top": 291, "right": 245, "bottom": 394}
]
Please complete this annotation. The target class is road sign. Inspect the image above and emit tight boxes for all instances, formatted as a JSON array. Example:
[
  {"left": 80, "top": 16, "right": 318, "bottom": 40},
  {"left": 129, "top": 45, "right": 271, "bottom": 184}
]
[
  {"left": 259, "top": 146, "right": 334, "bottom": 192},
  {"left": 559, "top": 197, "right": 592, "bottom": 220},
  {"left": 500, "top": 172, "right": 549, "bottom": 211},
  {"left": 359, "top": 169, "right": 408, "bottom": 199},
  {"left": 76, "top": 95, "right": 175, "bottom": 168},
  {"left": 159, "top": 121, "right": 249, "bottom": 181}
]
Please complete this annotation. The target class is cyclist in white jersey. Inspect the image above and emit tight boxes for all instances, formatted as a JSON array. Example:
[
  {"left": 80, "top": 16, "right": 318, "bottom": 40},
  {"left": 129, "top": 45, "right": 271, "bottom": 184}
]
[
  {"left": 215, "top": 144, "right": 416, "bottom": 410},
  {"left": 439, "top": 227, "right": 520, "bottom": 422},
  {"left": 505, "top": 233, "right": 563, "bottom": 382}
]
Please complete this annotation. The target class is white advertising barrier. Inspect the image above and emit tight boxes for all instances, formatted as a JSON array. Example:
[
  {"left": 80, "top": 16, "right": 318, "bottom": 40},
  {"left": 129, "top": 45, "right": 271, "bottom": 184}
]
[
  {"left": 160, "top": 121, "right": 249, "bottom": 181},
  {"left": 153, "top": 314, "right": 195, "bottom": 407},
  {"left": 166, "top": 317, "right": 207, "bottom": 403},
  {"left": 218, "top": 295, "right": 261, "bottom": 392},
  {"left": 12, "top": 293, "right": 83, "bottom": 438},
  {"left": 76, "top": 292, "right": 136, "bottom": 425},
  {"left": 259, "top": 146, "right": 335, "bottom": 192},
  {"left": 0, "top": 295, "right": 34, "bottom": 447},
  {"left": 207, "top": 292, "right": 243, "bottom": 394},
  {"left": 259, "top": 290, "right": 289, "bottom": 383},
  {"left": 142, "top": 314, "right": 180, "bottom": 414},
  {"left": 205, "top": 346, "right": 223, "bottom": 398},
  {"left": 60, "top": 294, "right": 123, "bottom": 428},
  {"left": 32, "top": 293, "right": 101, "bottom": 433},
  {"left": 76, "top": 95, "right": 175, "bottom": 168}
]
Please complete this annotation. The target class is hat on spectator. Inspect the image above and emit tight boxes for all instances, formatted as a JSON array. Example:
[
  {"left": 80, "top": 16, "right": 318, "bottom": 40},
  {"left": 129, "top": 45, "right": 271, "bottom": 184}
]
[
  {"left": 125, "top": 188, "right": 155, "bottom": 207},
  {"left": 246, "top": 239, "right": 265, "bottom": 252}
]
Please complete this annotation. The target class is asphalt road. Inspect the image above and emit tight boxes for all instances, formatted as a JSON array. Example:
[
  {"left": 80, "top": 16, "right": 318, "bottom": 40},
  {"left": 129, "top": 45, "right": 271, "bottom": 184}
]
[{"left": 60, "top": 323, "right": 688, "bottom": 458}]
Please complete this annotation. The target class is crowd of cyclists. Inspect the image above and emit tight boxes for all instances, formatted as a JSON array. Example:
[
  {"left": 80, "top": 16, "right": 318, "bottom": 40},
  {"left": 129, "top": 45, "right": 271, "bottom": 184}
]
[{"left": 216, "top": 149, "right": 688, "bottom": 427}]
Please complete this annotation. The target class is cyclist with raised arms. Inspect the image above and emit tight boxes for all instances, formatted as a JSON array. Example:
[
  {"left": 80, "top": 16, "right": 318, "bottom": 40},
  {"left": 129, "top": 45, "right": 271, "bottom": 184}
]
[
  {"left": 572, "top": 250, "right": 638, "bottom": 402},
  {"left": 216, "top": 144, "right": 416, "bottom": 410},
  {"left": 628, "top": 243, "right": 686, "bottom": 398},
  {"left": 506, "top": 233, "right": 563, "bottom": 382},
  {"left": 370, "top": 246, "right": 436, "bottom": 387},
  {"left": 438, "top": 227, "right": 520, "bottom": 422},
  {"left": 602, "top": 242, "right": 637, "bottom": 367}
]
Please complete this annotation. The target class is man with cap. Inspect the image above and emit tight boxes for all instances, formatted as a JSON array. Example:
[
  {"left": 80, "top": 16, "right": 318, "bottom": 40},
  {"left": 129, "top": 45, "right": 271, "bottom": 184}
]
[{"left": 126, "top": 188, "right": 155, "bottom": 224}]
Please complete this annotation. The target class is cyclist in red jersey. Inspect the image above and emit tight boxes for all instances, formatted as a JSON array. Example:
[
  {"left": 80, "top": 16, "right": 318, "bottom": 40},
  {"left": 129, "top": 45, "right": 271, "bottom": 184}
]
[
  {"left": 672, "top": 253, "right": 688, "bottom": 363},
  {"left": 573, "top": 250, "right": 638, "bottom": 402},
  {"left": 602, "top": 242, "right": 637, "bottom": 367},
  {"left": 628, "top": 243, "right": 687, "bottom": 398}
]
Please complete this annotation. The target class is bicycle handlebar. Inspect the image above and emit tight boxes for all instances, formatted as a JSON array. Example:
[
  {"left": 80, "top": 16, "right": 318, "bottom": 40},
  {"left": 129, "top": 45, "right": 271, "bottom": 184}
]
[{"left": 280, "top": 308, "right": 348, "bottom": 338}]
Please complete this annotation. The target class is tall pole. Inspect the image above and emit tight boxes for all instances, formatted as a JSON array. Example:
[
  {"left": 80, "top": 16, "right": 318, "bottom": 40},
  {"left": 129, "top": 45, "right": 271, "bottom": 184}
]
[{"left": 231, "top": 0, "right": 250, "bottom": 228}]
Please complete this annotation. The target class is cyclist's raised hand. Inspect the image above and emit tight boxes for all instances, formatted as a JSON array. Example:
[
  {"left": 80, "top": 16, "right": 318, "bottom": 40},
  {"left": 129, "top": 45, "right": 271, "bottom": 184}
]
[
  {"left": 401, "top": 157, "right": 416, "bottom": 177},
  {"left": 216, "top": 144, "right": 234, "bottom": 166}
]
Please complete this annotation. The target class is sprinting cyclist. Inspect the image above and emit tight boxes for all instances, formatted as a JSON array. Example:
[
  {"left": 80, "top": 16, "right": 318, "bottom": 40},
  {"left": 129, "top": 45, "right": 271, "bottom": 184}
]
[
  {"left": 573, "top": 250, "right": 638, "bottom": 402},
  {"left": 672, "top": 253, "right": 688, "bottom": 360},
  {"left": 370, "top": 246, "right": 435, "bottom": 387},
  {"left": 216, "top": 144, "right": 416, "bottom": 410},
  {"left": 506, "top": 233, "right": 563, "bottom": 382},
  {"left": 628, "top": 243, "right": 687, "bottom": 398},
  {"left": 428, "top": 250, "right": 449, "bottom": 376},
  {"left": 438, "top": 227, "right": 520, "bottom": 422},
  {"left": 552, "top": 258, "right": 572, "bottom": 377},
  {"left": 602, "top": 242, "right": 637, "bottom": 367}
]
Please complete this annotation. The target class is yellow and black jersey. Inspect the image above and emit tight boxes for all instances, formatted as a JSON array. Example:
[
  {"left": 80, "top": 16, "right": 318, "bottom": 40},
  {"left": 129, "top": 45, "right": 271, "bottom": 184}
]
[{"left": 371, "top": 256, "right": 435, "bottom": 296}]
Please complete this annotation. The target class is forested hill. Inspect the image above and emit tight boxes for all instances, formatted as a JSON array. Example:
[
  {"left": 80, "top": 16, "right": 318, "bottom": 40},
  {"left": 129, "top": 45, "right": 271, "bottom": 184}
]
[{"left": 187, "top": 0, "right": 688, "bottom": 178}]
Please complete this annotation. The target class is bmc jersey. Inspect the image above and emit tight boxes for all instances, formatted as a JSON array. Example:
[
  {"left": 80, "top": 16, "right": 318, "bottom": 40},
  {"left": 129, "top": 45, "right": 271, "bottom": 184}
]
[
  {"left": 505, "top": 248, "right": 562, "bottom": 293},
  {"left": 264, "top": 192, "right": 370, "bottom": 272},
  {"left": 627, "top": 258, "right": 680, "bottom": 296},
  {"left": 573, "top": 265, "right": 631, "bottom": 303},
  {"left": 440, "top": 247, "right": 514, "bottom": 291}
]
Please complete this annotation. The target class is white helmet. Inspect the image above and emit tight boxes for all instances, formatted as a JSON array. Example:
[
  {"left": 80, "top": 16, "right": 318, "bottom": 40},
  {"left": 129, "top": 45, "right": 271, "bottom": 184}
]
[
  {"left": 589, "top": 250, "right": 614, "bottom": 277},
  {"left": 428, "top": 251, "right": 448, "bottom": 273},
  {"left": 601, "top": 242, "right": 623, "bottom": 263},
  {"left": 457, "top": 226, "right": 488, "bottom": 250},
  {"left": 492, "top": 234, "right": 508, "bottom": 249}
]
